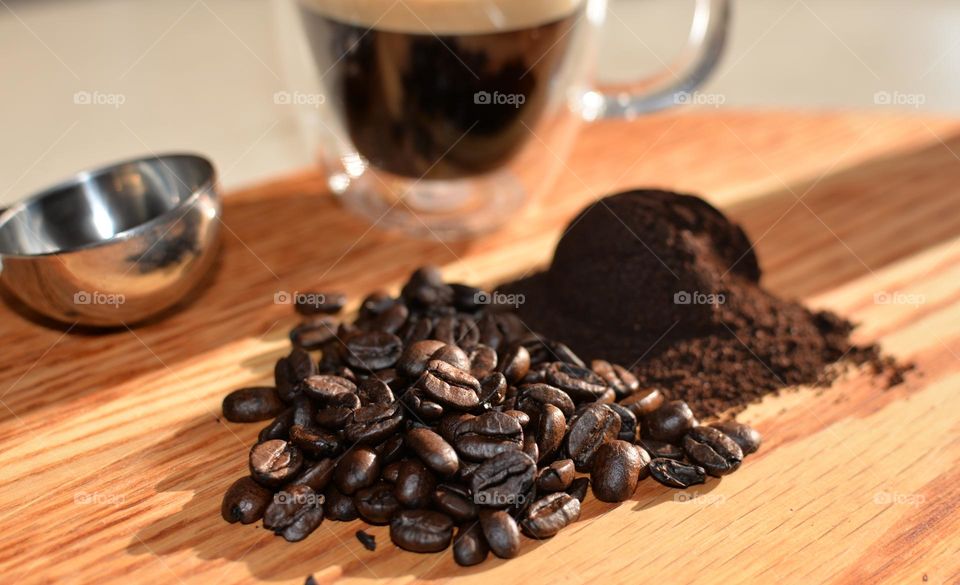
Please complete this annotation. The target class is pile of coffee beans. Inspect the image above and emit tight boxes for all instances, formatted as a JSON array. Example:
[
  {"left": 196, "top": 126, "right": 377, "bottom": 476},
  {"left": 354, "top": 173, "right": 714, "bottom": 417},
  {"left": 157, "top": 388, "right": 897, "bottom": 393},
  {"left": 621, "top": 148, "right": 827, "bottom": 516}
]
[{"left": 221, "top": 267, "right": 761, "bottom": 565}]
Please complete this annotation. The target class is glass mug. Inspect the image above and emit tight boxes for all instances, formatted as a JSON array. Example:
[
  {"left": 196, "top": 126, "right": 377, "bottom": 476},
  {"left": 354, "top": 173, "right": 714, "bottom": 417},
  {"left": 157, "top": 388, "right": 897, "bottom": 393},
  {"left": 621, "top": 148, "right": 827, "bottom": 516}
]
[{"left": 275, "top": 0, "right": 731, "bottom": 238}]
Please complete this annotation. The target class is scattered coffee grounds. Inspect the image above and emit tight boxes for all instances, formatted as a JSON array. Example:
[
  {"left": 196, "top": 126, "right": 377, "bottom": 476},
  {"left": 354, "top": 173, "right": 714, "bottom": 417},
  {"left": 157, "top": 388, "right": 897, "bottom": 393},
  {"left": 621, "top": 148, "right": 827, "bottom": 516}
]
[
  {"left": 500, "top": 189, "right": 910, "bottom": 418},
  {"left": 220, "top": 267, "right": 761, "bottom": 565},
  {"left": 356, "top": 529, "right": 376, "bottom": 551}
]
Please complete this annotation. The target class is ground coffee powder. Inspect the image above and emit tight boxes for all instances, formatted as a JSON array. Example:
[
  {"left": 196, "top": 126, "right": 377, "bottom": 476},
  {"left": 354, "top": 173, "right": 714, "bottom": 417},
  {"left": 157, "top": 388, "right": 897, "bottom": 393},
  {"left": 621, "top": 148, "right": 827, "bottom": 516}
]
[{"left": 500, "top": 189, "right": 909, "bottom": 418}]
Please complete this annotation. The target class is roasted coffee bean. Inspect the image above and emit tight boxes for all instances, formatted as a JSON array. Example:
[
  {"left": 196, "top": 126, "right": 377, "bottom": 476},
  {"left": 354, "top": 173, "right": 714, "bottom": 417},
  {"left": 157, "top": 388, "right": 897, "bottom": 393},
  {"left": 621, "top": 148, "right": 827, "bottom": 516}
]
[
  {"left": 401, "top": 266, "right": 454, "bottom": 308},
  {"left": 397, "top": 339, "right": 446, "bottom": 378},
  {"left": 418, "top": 360, "right": 480, "bottom": 409},
  {"left": 356, "top": 530, "right": 376, "bottom": 551},
  {"left": 596, "top": 387, "right": 617, "bottom": 404},
  {"left": 479, "top": 509, "right": 521, "bottom": 559},
  {"left": 289, "top": 425, "right": 341, "bottom": 458},
  {"left": 291, "top": 395, "right": 315, "bottom": 429},
  {"left": 645, "top": 400, "right": 697, "bottom": 442},
  {"left": 290, "top": 317, "right": 337, "bottom": 350},
  {"left": 354, "top": 482, "right": 400, "bottom": 525},
  {"left": 343, "top": 331, "right": 403, "bottom": 371},
  {"left": 431, "top": 344, "right": 471, "bottom": 371},
  {"left": 684, "top": 426, "right": 743, "bottom": 477},
  {"left": 498, "top": 344, "right": 531, "bottom": 384},
  {"left": 222, "top": 386, "right": 285, "bottom": 423},
  {"left": 710, "top": 421, "right": 762, "bottom": 455},
  {"left": 521, "top": 492, "right": 581, "bottom": 539},
  {"left": 375, "top": 434, "right": 406, "bottom": 464},
  {"left": 590, "top": 440, "right": 643, "bottom": 502},
  {"left": 471, "top": 450, "right": 536, "bottom": 508},
  {"left": 609, "top": 403, "right": 639, "bottom": 443},
  {"left": 295, "top": 291, "right": 346, "bottom": 315},
  {"left": 517, "top": 384, "right": 575, "bottom": 418},
  {"left": 621, "top": 388, "right": 664, "bottom": 417},
  {"left": 639, "top": 438, "right": 685, "bottom": 461},
  {"left": 372, "top": 303, "right": 409, "bottom": 333},
  {"left": 324, "top": 485, "right": 359, "bottom": 521},
  {"left": 476, "top": 372, "right": 507, "bottom": 407},
  {"left": 432, "top": 484, "right": 477, "bottom": 522},
  {"left": 258, "top": 408, "right": 293, "bottom": 442},
  {"left": 315, "top": 406, "right": 354, "bottom": 430},
  {"left": 504, "top": 409, "right": 530, "bottom": 428},
  {"left": 567, "top": 477, "right": 590, "bottom": 502},
  {"left": 390, "top": 509, "right": 454, "bottom": 553},
  {"left": 369, "top": 367, "right": 401, "bottom": 387},
  {"left": 403, "top": 390, "right": 445, "bottom": 421},
  {"left": 431, "top": 315, "right": 458, "bottom": 346},
  {"left": 537, "top": 459, "right": 576, "bottom": 493},
  {"left": 395, "top": 460, "right": 436, "bottom": 508},
  {"left": 303, "top": 375, "right": 357, "bottom": 401},
  {"left": 469, "top": 345, "right": 498, "bottom": 380},
  {"left": 356, "top": 378, "right": 395, "bottom": 405},
  {"left": 406, "top": 427, "right": 459, "bottom": 477},
  {"left": 399, "top": 315, "right": 434, "bottom": 344},
  {"left": 648, "top": 458, "right": 707, "bottom": 488},
  {"left": 334, "top": 447, "right": 381, "bottom": 495},
  {"left": 439, "top": 413, "right": 474, "bottom": 443},
  {"left": 545, "top": 362, "right": 607, "bottom": 402},
  {"left": 359, "top": 290, "right": 394, "bottom": 319},
  {"left": 591, "top": 360, "right": 640, "bottom": 398},
  {"left": 453, "top": 522, "right": 489, "bottom": 566},
  {"left": 287, "top": 458, "right": 336, "bottom": 492},
  {"left": 344, "top": 402, "right": 404, "bottom": 445},
  {"left": 452, "top": 411, "right": 523, "bottom": 461},
  {"left": 536, "top": 404, "right": 566, "bottom": 462},
  {"left": 450, "top": 283, "right": 486, "bottom": 311},
  {"left": 566, "top": 403, "right": 621, "bottom": 472},
  {"left": 221, "top": 476, "right": 272, "bottom": 524},
  {"left": 523, "top": 433, "right": 539, "bottom": 462},
  {"left": 381, "top": 461, "right": 402, "bottom": 483},
  {"left": 263, "top": 485, "right": 324, "bottom": 542},
  {"left": 250, "top": 439, "right": 304, "bottom": 487},
  {"left": 276, "top": 348, "right": 317, "bottom": 402}
]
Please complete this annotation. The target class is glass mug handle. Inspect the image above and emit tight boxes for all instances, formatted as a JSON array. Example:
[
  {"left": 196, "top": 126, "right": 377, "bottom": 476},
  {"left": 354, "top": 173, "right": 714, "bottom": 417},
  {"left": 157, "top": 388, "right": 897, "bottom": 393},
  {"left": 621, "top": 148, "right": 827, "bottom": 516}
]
[{"left": 583, "top": 0, "right": 732, "bottom": 120}]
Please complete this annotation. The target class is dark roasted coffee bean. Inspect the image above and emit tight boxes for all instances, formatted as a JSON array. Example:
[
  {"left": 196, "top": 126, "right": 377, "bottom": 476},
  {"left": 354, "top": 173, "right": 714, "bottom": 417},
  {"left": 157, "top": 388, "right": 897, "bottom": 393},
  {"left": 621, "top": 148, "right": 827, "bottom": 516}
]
[
  {"left": 315, "top": 406, "right": 354, "bottom": 430},
  {"left": 403, "top": 390, "right": 445, "bottom": 421},
  {"left": 590, "top": 440, "right": 643, "bottom": 502},
  {"left": 591, "top": 360, "right": 640, "bottom": 398},
  {"left": 390, "top": 509, "right": 454, "bottom": 553},
  {"left": 334, "top": 447, "right": 381, "bottom": 495},
  {"left": 439, "top": 413, "right": 474, "bottom": 443},
  {"left": 567, "top": 477, "right": 590, "bottom": 502},
  {"left": 521, "top": 492, "right": 581, "bottom": 539},
  {"left": 290, "top": 317, "right": 337, "bottom": 350},
  {"left": 537, "top": 459, "right": 576, "bottom": 493},
  {"left": 375, "top": 434, "right": 406, "bottom": 464},
  {"left": 639, "top": 438, "right": 685, "bottom": 461},
  {"left": 621, "top": 387, "right": 664, "bottom": 417},
  {"left": 418, "top": 360, "right": 480, "bottom": 409},
  {"left": 431, "top": 344, "right": 471, "bottom": 371},
  {"left": 609, "top": 403, "right": 639, "bottom": 443},
  {"left": 471, "top": 450, "right": 536, "bottom": 508},
  {"left": 295, "top": 291, "right": 346, "bottom": 315},
  {"left": 344, "top": 402, "right": 404, "bottom": 445},
  {"left": 372, "top": 302, "right": 409, "bottom": 333},
  {"left": 401, "top": 266, "right": 454, "bottom": 308},
  {"left": 523, "top": 432, "right": 539, "bottom": 462},
  {"left": 290, "top": 395, "right": 315, "bottom": 429},
  {"left": 545, "top": 362, "right": 607, "bottom": 402},
  {"left": 566, "top": 403, "right": 621, "bottom": 472},
  {"left": 405, "top": 427, "right": 459, "bottom": 477},
  {"left": 452, "top": 411, "right": 523, "bottom": 461},
  {"left": 648, "top": 458, "right": 707, "bottom": 488},
  {"left": 399, "top": 315, "right": 434, "bottom": 344},
  {"left": 222, "top": 386, "right": 285, "bottom": 423},
  {"left": 450, "top": 283, "right": 486, "bottom": 311},
  {"left": 258, "top": 408, "right": 293, "bottom": 442},
  {"left": 395, "top": 460, "right": 436, "bottom": 508},
  {"left": 381, "top": 461, "right": 402, "bottom": 483},
  {"left": 477, "top": 372, "right": 507, "bottom": 407},
  {"left": 222, "top": 476, "right": 272, "bottom": 524},
  {"left": 498, "top": 344, "right": 531, "bottom": 384},
  {"left": 359, "top": 290, "right": 394, "bottom": 319},
  {"left": 468, "top": 345, "right": 498, "bottom": 380},
  {"left": 453, "top": 522, "right": 489, "bottom": 566},
  {"left": 276, "top": 348, "right": 317, "bottom": 402},
  {"left": 354, "top": 482, "right": 400, "bottom": 525},
  {"left": 536, "top": 404, "right": 566, "bottom": 462},
  {"left": 711, "top": 420, "right": 762, "bottom": 455},
  {"left": 286, "top": 458, "right": 336, "bottom": 492},
  {"left": 263, "top": 485, "right": 324, "bottom": 542},
  {"left": 645, "top": 400, "right": 697, "bottom": 442},
  {"left": 343, "top": 331, "right": 403, "bottom": 371},
  {"left": 684, "top": 426, "right": 743, "bottom": 477},
  {"left": 289, "top": 424, "right": 341, "bottom": 458},
  {"left": 518, "top": 383, "right": 575, "bottom": 418},
  {"left": 479, "top": 509, "right": 521, "bottom": 559},
  {"left": 250, "top": 439, "right": 304, "bottom": 487},
  {"left": 324, "top": 485, "right": 359, "bottom": 521},
  {"left": 431, "top": 315, "right": 458, "bottom": 346},
  {"left": 303, "top": 375, "right": 357, "bottom": 401},
  {"left": 356, "top": 378, "right": 395, "bottom": 405},
  {"left": 432, "top": 484, "right": 477, "bottom": 522},
  {"left": 356, "top": 530, "right": 376, "bottom": 551},
  {"left": 397, "top": 339, "right": 446, "bottom": 378}
]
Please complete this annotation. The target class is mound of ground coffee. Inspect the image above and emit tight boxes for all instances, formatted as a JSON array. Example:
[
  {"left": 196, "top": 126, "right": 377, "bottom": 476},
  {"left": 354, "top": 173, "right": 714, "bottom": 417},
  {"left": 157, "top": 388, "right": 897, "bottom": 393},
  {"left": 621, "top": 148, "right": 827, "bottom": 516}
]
[{"left": 500, "top": 189, "right": 908, "bottom": 418}]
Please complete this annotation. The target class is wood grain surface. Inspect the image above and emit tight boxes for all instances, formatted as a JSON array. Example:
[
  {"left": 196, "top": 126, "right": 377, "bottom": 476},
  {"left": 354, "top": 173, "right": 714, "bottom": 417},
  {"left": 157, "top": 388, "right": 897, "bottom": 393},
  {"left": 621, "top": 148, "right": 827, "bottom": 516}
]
[{"left": 1, "top": 111, "right": 960, "bottom": 585}]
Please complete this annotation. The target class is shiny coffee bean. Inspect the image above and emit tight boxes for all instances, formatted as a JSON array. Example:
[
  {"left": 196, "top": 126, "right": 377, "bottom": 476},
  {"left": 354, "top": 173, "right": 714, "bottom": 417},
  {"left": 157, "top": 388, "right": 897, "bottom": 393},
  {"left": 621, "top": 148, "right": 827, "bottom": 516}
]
[
  {"left": 477, "top": 372, "right": 507, "bottom": 407},
  {"left": 453, "top": 523, "right": 489, "bottom": 566},
  {"left": 545, "top": 362, "right": 607, "bottom": 402},
  {"left": 452, "top": 411, "right": 523, "bottom": 462},
  {"left": 263, "top": 485, "right": 324, "bottom": 542},
  {"left": 471, "top": 450, "right": 536, "bottom": 509},
  {"left": 250, "top": 439, "right": 304, "bottom": 487},
  {"left": 290, "top": 317, "right": 337, "bottom": 350},
  {"left": 222, "top": 386, "right": 285, "bottom": 423},
  {"left": 684, "top": 426, "right": 743, "bottom": 477},
  {"left": 275, "top": 348, "right": 317, "bottom": 402},
  {"left": 591, "top": 360, "right": 639, "bottom": 398},
  {"left": 334, "top": 447, "right": 381, "bottom": 495},
  {"left": 353, "top": 483, "right": 399, "bottom": 525},
  {"left": 479, "top": 509, "right": 521, "bottom": 559},
  {"left": 648, "top": 458, "right": 707, "bottom": 488},
  {"left": 639, "top": 439, "right": 685, "bottom": 461},
  {"left": 289, "top": 424, "right": 341, "bottom": 458},
  {"left": 343, "top": 331, "right": 403, "bottom": 371},
  {"left": 430, "top": 344, "right": 471, "bottom": 371},
  {"left": 356, "top": 530, "right": 376, "bottom": 551},
  {"left": 503, "top": 409, "right": 530, "bottom": 428},
  {"left": 375, "top": 434, "right": 406, "bottom": 464},
  {"left": 469, "top": 345, "right": 498, "bottom": 379},
  {"left": 520, "top": 492, "right": 581, "bottom": 539},
  {"left": 258, "top": 408, "right": 293, "bottom": 442},
  {"left": 344, "top": 402, "right": 404, "bottom": 445},
  {"left": 381, "top": 461, "right": 402, "bottom": 483},
  {"left": 418, "top": 360, "right": 480, "bottom": 410},
  {"left": 390, "top": 509, "right": 454, "bottom": 553},
  {"left": 517, "top": 384, "right": 575, "bottom": 418},
  {"left": 397, "top": 339, "right": 446, "bottom": 378},
  {"left": 566, "top": 403, "right": 621, "bottom": 472},
  {"left": 498, "top": 344, "right": 531, "bottom": 384},
  {"left": 535, "top": 404, "right": 566, "bottom": 462},
  {"left": 400, "top": 266, "right": 454, "bottom": 308},
  {"left": 221, "top": 477, "right": 272, "bottom": 524},
  {"left": 395, "top": 460, "right": 436, "bottom": 508},
  {"left": 432, "top": 484, "right": 477, "bottom": 522},
  {"left": 439, "top": 413, "right": 474, "bottom": 443},
  {"left": 609, "top": 403, "right": 638, "bottom": 443},
  {"left": 590, "top": 440, "right": 643, "bottom": 502},
  {"left": 523, "top": 433, "right": 539, "bottom": 462},
  {"left": 372, "top": 303, "right": 408, "bottom": 333},
  {"left": 450, "top": 283, "right": 486, "bottom": 311},
  {"left": 537, "top": 459, "right": 576, "bottom": 493},
  {"left": 621, "top": 387, "right": 665, "bottom": 418},
  {"left": 315, "top": 406, "right": 355, "bottom": 430},
  {"left": 567, "top": 477, "right": 590, "bottom": 503},
  {"left": 286, "top": 458, "right": 336, "bottom": 492},
  {"left": 710, "top": 421, "right": 762, "bottom": 455},
  {"left": 295, "top": 291, "right": 346, "bottom": 315},
  {"left": 303, "top": 375, "right": 357, "bottom": 401},
  {"left": 405, "top": 427, "right": 460, "bottom": 477},
  {"left": 324, "top": 485, "right": 359, "bottom": 521},
  {"left": 402, "top": 390, "right": 445, "bottom": 421},
  {"left": 356, "top": 378, "right": 395, "bottom": 405},
  {"left": 645, "top": 400, "right": 697, "bottom": 443}
]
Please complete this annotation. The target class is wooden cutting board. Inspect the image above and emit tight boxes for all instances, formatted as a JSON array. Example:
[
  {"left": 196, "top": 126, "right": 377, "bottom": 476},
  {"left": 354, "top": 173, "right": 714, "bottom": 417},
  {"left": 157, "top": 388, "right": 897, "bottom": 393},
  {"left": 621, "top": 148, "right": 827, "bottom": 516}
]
[{"left": 2, "top": 111, "right": 960, "bottom": 585}]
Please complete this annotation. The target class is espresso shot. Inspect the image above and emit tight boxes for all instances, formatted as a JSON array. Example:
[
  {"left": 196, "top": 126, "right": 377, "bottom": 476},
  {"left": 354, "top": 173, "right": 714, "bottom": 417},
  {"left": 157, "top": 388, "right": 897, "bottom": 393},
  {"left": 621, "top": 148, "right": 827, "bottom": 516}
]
[{"left": 298, "top": 0, "right": 585, "bottom": 179}]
